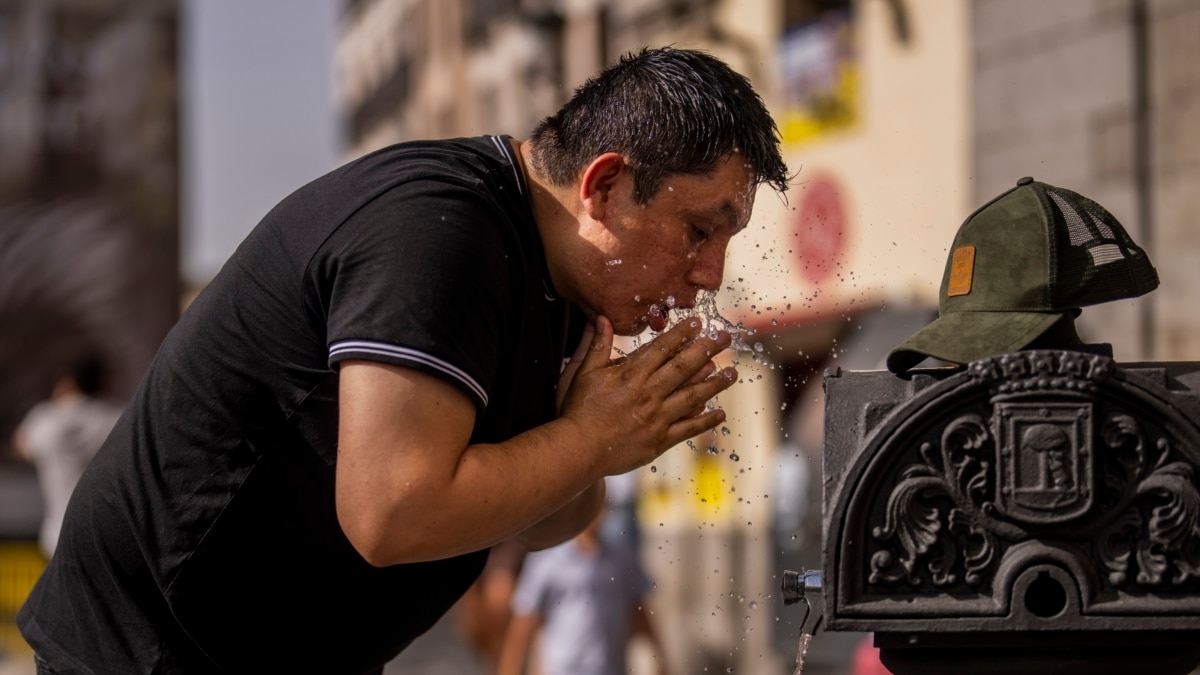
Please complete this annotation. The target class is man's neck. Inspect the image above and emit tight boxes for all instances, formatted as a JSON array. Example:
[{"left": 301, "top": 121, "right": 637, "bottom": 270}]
[{"left": 513, "top": 139, "right": 579, "bottom": 305}]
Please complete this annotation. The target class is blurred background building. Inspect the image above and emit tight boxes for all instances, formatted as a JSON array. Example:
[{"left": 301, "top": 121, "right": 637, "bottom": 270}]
[
  {"left": 0, "top": 0, "right": 179, "bottom": 454},
  {"left": 2, "top": 0, "right": 1199, "bottom": 673}
]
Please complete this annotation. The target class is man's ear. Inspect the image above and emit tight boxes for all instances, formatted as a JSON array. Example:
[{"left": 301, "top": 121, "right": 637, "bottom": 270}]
[{"left": 579, "top": 152, "right": 625, "bottom": 220}]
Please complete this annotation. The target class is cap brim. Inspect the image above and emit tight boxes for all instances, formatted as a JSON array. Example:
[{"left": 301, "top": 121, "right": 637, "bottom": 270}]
[{"left": 886, "top": 310, "right": 1067, "bottom": 373}]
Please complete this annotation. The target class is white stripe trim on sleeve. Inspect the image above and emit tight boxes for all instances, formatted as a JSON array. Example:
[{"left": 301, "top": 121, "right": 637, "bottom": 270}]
[{"left": 329, "top": 340, "right": 488, "bottom": 407}]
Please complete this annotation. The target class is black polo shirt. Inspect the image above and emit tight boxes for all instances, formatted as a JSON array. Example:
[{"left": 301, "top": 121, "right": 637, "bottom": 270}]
[{"left": 19, "top": 136, "right": 581, "bottom": 674}]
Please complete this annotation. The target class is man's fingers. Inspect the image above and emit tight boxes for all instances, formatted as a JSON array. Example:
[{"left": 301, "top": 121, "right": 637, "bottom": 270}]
[
  {"left": 677, "top": 361, "right": 719, "bottom": 417},
  {"left": 667, "top": 407, "right": 728, "bottom": 447},
  {"left": 686, "top": 360, "right": 718, "bottom": 386},
  {"left": 570, "top": 320, "right": 597, "bottom": 364},
  {"left": 645, "top": 330, "right": 732, "bottom": 395},
  {"left": 556, "top": 319, "right": 598, "bottom": 413},
  {"left": 625, "top": 318, "right": 704, "bottom": 370},
  {"left": 662, "top": 366, "right": 737, "bottom": 422},
  {"left": 664, "top": 367, "right": 737, "bottom": 443},
  {"left": 579, "top": 315, "right": 614, "bottom": 372}
]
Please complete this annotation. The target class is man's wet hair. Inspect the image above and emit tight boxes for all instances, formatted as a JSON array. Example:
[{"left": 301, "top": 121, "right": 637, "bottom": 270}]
[{"left": 530, "top": 46, "right": 790, "bottom": 203}]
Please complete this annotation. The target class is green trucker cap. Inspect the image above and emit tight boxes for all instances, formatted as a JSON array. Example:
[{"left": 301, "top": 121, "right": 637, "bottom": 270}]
[{"left": 886, "top": 177, "right": 1159, "bottom": 373}]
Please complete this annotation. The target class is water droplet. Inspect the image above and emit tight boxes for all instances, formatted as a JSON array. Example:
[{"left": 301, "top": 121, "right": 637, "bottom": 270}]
[
  {"left": 606, "top": 258, "right": 623, "bottom": 266},
  {"left": 721, "top": 426, "right": 731, "bottom": 436},
  {"left": 730, "top": 453, "right": 739, "bottom": 462},
  {"left": 650, "top": 465, "right": 657, "bottom": 473},
  {"left": 750, "top": 601, "right": 759, "bottom": 609}
]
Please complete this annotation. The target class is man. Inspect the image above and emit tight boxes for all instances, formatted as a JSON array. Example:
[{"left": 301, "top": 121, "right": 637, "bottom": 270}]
[
  {"left": 18, "top": 46, "right": 789, "bottom": 674},
  {"left": 497, "top": 492, "right": 666, "bottom": 675},
  {"left": 13, "top": 355, "right": 123, "bottom": 559}
]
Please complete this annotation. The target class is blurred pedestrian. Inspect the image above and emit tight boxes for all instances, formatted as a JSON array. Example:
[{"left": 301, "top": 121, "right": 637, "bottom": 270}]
[
  {"left": 455, "top": 538, "right": 528, "bottom": 671},
  {"left": 497, "top": 493, "right": 667, "bottom": 675},
  {"left": 18, "top": 46, "right": 788, "bottom": 674},
  {"left": 12, "top": 355, "right": 122, "bottom": 559}
]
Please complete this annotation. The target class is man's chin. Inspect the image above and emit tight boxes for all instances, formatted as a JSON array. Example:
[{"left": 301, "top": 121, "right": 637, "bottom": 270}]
[
  {"left": 606, "top": 307, "right": 668, "bottom": 337},
  {"left": 605, "top": 314, "right": 650, "bottom": 337}
]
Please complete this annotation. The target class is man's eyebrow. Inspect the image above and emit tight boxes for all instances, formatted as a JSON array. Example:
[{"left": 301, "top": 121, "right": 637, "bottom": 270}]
[
  {"left": 716, "top": 202, "right": 746, "bottom": 233},
  {"left": 688, "top": 202, "right": 742, "bottom": 232}
]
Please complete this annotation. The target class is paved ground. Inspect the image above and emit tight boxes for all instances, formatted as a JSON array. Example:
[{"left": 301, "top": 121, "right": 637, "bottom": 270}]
[{"left": 0, "top": 612, "right": 487, "bottom": 675}]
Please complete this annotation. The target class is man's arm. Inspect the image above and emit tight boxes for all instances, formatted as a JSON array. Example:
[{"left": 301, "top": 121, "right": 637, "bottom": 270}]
[
  {"left": 335, "top": 316, "right": 735, "bottom": 566},
  {"left": 513, "top": 317, "right": 605, "bottom": 551}
]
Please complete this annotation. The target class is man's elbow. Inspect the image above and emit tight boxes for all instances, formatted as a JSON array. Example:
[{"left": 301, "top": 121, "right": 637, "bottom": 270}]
[{"left": 336, "top": 499, "right": 405, "bottom": 567}]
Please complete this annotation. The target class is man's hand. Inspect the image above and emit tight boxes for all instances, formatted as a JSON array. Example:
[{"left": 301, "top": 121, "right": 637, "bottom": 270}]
[
  {"left": 556, "top": 320, "right": 597, "bottom": 413},
  {"left": 335, "top": 316, "right": 737, "bottom": 566},
  {"left": 557, "top": 315, "right": 737, "bottom": 477}
]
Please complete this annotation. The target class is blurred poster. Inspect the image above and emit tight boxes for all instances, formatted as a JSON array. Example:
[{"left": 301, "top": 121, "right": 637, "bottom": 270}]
[
  {"left": 0, "top": 1, "right": 179, "bottom": 457},
  {"left": 777, "top": 3, "right": 857, "bottom": 145}
]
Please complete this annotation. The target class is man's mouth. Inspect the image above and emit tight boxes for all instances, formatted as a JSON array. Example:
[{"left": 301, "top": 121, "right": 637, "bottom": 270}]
[{"left": 647, "top": 304, "right": 668, "bottom": 332}]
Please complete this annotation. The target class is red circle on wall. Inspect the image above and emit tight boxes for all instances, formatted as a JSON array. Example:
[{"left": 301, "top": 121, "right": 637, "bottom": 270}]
[{"left": 793, "top": 173, "right": 847, "bottom": 285}]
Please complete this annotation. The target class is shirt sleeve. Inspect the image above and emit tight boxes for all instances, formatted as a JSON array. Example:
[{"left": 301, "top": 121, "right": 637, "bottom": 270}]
[{"left": 317, "top": 177, "right": 514, "bottom": 409}]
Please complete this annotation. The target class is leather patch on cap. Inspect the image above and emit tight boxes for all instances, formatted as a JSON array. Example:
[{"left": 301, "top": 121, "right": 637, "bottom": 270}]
[{"left": 947, "top": 245, "right": 975, "bottom": 297}]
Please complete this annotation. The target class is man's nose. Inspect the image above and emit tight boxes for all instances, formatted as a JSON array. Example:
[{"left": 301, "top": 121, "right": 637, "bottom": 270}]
[{"left": 687, "top": 241, "right": 727, "bottom": 291}]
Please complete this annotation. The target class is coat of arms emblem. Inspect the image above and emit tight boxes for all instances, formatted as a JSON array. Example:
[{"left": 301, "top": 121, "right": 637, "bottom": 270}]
[{"left": 993, "top": 401, "right": 1094, "bottom": 525}]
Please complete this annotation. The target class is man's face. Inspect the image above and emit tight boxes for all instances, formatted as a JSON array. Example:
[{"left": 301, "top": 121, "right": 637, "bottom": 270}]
[{"left": 586, "top": 154, "right": 755, "bottom": 336}]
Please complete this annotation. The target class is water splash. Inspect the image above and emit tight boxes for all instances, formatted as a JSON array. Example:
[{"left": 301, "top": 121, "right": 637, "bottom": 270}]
[{"left": 667, "top": 289, "right": 761, "bottom": 360}]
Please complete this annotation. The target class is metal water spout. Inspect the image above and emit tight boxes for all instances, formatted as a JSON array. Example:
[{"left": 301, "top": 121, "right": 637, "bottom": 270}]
[{"left": 781, "top": 569, "right": 822, "bottom": 606}]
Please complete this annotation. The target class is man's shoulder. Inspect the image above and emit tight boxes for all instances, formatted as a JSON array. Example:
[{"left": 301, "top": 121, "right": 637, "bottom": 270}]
[
  {"left": 318, "top": 135, "right": 521, "bottom": 220},
  {"left": 344, "top": 136, "right": 508, "bottom": 179}
]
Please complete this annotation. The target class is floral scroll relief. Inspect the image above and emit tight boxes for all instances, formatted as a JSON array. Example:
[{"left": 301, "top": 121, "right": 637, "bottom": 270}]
[
  {"left": 1096, "top": 414, "right": 1200, "bottom": 588},
  {"left": 868, "top": 414, "right": 999, "bottom": 588}
]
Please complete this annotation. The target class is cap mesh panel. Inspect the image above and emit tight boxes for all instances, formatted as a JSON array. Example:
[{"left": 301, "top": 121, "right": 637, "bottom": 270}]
[
  {"left": 1041, "top": 185, "right": 1158, "bottom": 308},
  {"left": 1090, "top": 213, "right": 1116, "bottom": 239},
  {"left": 1049, "top": 191, "right": 1102, "bottom": 246},
  {"left": 1089, "top": 243, "right": 1125, "bottom": 265}
]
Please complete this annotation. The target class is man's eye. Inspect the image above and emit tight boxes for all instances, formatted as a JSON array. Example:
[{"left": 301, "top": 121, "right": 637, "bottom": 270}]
[{"left": 691, "top": 225, "right": 710, "bottom": 241}]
